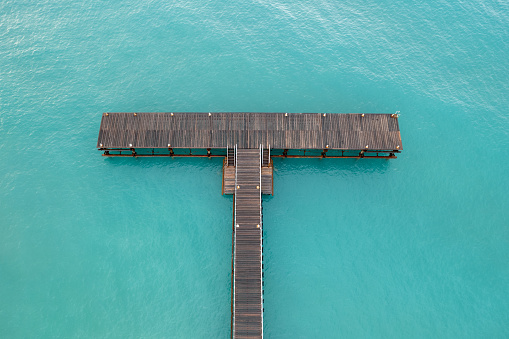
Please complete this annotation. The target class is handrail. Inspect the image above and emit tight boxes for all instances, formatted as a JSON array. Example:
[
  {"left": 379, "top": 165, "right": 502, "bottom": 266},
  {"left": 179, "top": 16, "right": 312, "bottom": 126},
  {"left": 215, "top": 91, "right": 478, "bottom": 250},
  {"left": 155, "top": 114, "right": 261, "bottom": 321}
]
[
  {"left": 233, "top": 144, "right": 237, "bottom": 338},
  {"left": 259, "top": 144, "right": 264, "bottom": 338}
]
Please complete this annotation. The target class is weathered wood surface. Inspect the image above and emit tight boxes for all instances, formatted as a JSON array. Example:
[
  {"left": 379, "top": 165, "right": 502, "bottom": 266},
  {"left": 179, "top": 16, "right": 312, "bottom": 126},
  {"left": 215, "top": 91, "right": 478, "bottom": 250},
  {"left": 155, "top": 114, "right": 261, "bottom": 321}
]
[
  {"left": 261, "top": 166, "right": 272, "bottom": 196},
  {"left": 97, "top": 112, "right": 402, "bottom": 150},
  {"left": 224, "top": 164, "right": 272, "bottom": 196},
  {"left": 223, "top": 163, "right": 236, "bottom": 195},
  {"left": 234, "top": 148, "right": 263, "bottom": 339}
]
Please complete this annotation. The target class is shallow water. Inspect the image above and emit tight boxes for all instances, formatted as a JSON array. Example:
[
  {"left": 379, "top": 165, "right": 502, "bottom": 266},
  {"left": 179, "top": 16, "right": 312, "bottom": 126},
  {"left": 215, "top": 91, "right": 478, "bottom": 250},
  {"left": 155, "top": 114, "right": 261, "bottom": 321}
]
[{"left": 1, "top": 1, "right": 508, "bottom": 337}]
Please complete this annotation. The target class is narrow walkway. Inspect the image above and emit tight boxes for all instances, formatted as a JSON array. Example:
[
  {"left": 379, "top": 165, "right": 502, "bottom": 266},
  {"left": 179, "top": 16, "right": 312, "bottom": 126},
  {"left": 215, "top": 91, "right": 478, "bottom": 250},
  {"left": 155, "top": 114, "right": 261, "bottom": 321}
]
[{"left": 233, "top": 148, "right": 263, "bottom": 339}]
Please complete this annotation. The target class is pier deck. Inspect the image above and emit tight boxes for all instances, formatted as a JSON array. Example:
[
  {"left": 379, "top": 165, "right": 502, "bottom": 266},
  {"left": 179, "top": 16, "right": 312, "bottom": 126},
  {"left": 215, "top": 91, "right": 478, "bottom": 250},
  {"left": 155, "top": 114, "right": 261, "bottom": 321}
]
[
  {"left": 233, "top": 148, "right": 263, "bottom": 338},
  {"left": 97, "top": 112, "right": 402, "bottom": 151}
]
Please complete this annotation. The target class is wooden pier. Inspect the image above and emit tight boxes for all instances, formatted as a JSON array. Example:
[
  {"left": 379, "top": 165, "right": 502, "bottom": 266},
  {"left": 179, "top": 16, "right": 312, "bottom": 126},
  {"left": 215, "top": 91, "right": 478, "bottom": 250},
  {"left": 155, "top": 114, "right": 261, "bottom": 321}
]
[{"left": 97, "top": 112, "right": 402, "bottom": 339}]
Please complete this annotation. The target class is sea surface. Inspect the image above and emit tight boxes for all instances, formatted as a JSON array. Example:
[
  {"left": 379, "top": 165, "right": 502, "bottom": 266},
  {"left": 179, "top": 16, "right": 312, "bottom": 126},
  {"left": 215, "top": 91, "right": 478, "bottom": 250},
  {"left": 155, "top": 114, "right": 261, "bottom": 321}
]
[{"left": 1, "top": 1, "right": 508, "bottom": 338}]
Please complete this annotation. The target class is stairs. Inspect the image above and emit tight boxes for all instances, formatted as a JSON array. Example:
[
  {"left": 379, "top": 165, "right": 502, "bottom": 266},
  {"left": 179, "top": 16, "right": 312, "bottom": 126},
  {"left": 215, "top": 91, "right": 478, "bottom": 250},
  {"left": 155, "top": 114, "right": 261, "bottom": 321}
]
[
  {"left": 262, "top": 148, "right": 269, "bottom": 167},
  {"left": 228, "top": 148, "right": 235, "bottom": 166}
]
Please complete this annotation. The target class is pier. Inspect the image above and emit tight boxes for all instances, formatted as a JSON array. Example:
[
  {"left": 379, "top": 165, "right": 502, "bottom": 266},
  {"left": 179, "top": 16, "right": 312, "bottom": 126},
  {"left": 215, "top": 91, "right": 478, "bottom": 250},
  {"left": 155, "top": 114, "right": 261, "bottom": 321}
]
[{"left": 97, "top": 112, "right": 402, "bottom": 338}]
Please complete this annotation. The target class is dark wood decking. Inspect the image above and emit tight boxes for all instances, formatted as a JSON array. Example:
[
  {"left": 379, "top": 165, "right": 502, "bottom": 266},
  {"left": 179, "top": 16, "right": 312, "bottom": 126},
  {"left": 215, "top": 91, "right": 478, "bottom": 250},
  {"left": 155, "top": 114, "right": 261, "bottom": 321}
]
[
  {"left": 234, "top": 148, "right": 263, "bottom": 339},
  {"left": 97, "top": 112, "right": 402, "bottom": 151},
  {"left": 223, "top": 162, "right": 236, "bottom": 195},
  {"left": 224, "top": 162, "right": 273, "bottom": 196},
  {"left": 261, "top": 166, "right": 272, "bottom": 196}
]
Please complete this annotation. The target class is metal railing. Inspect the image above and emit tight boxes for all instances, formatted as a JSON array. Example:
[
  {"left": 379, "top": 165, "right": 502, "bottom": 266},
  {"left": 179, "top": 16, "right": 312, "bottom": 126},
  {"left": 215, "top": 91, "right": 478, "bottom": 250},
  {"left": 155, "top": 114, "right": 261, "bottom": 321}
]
[
  {"left": 259, "top": 144, "right": 264, "bottom": 338},
  {"left": 233, "top": 144, "right": 237, "bottom": 337}
]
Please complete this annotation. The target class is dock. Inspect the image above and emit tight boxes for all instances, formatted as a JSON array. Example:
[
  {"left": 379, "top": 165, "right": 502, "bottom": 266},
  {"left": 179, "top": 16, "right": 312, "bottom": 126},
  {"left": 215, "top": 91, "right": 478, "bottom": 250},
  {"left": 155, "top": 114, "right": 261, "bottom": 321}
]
[{"left": 97, "top": 112, "right": 403, "bottom": 338}]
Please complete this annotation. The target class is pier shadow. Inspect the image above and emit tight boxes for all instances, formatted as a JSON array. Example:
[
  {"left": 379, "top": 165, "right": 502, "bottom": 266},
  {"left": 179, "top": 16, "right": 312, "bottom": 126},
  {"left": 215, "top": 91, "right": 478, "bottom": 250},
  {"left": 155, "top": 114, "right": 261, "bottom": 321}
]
[
  {"left": 272, "top": 156, "right": 392, "bottom": 176},
  {"left": 102, "top": 155, "right": 224, "bottom": 171}
]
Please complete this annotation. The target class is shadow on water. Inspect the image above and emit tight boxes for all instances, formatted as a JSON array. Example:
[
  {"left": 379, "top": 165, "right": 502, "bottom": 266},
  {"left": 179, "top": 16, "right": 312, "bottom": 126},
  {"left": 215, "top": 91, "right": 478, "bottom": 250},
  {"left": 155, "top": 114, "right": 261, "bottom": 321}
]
[
  {"left": 272, "top": 156, "right": 392, "bottom": 176},
  {"left": 99, "top": 155, "right": 392, "bottom": 187},
  {"left": 102, "top": 155, "right": 224, "bottom": 171},
  {"left": 100, "top": 155, "right": 393, "bottom": 170}
]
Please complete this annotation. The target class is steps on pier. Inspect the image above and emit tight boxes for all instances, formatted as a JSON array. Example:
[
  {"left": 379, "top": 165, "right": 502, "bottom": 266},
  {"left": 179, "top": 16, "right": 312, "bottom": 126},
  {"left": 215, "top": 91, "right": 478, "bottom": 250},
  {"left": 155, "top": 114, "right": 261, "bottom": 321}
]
[
  {"left": 224, "top": 148, "right": 272, "bottom": 196},
  {"left": 262, "top": 149, "right": 269, "bottom": 167},
  {"left": 261, "top": 166, "right": 272, "bottom": 195},
  {"left": 228, "top": 148, "right": 235, "bottom": 166},
  {"left": 223, "top": 160, "right": 236, "bottom": 195}
]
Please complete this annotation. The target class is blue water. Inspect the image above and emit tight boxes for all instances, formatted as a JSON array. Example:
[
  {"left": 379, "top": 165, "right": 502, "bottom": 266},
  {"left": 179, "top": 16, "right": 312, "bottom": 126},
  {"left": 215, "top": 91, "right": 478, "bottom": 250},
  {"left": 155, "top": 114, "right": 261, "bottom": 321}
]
[{"left": 1, "top": 1, "right": 508, "bottom": 337}]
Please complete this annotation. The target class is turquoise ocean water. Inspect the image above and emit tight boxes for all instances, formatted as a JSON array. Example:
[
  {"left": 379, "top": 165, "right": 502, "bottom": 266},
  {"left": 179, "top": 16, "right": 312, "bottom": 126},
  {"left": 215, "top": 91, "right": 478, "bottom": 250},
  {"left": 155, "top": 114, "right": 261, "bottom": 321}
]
[{"left": 1, "top": 1, "right": 508, "bottom": 338}]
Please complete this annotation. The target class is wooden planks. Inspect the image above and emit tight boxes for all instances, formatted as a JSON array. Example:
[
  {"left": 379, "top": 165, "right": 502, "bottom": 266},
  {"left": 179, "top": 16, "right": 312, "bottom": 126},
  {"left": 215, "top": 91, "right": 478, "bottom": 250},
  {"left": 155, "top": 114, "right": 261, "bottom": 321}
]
[
  {"left": 233, "top": 148, "right": 263, "bottom": 339},
  {"left": 223, "top": 163, "right": 236, "bottom": 195},
  {"left": 224, "top": 164, "right": 272, "bottom": 196},
  {"left": 261, "top": 166, "right": 273, "bottom": 196},
  {"left": 97, "top": 113, "right": 403, "bottom": 151}
]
